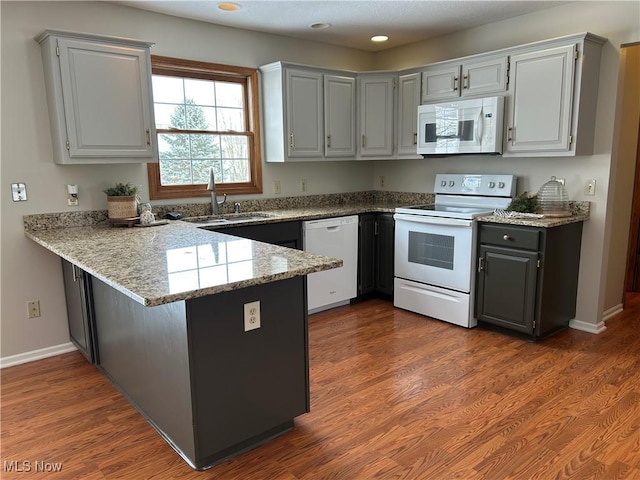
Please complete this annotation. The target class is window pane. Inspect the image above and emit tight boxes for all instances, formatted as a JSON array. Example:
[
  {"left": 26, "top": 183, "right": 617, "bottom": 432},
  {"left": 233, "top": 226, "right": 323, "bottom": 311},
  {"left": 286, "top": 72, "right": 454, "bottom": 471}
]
[
  {"left": 215, "top": 82, "right": 243, "bottom": 108},
  {"left": 192, "top": 160, "right": 222, "bottom": 184},
  {"left": 218, "top": 107, "right": 244, "bottom": 131},
  {"left": 152, "top": 76, "right": 184, "bottom": 103},
  {"left": 190, "top": 134, "right": 220, "bottom": 159},
  {"left": 222, "top": 159, "right": 250, "bottom": 183},
  {"left": 184, "top": 78, "right": 215, "bottom": 106},
  {"left": 220, "top": 135, "right": 247, "bottom": 158},
  {"left": 160, "top": 159, "right": 193, "bottom": 185},
  {"left": 155, "top": 104, "right": 186, "bottom": 130},
  {"left": 158, "top": 134, "right": 190, "bottom": 159},
  {"left": 186, "top": 105, "right": 217, "bottom": 130}
]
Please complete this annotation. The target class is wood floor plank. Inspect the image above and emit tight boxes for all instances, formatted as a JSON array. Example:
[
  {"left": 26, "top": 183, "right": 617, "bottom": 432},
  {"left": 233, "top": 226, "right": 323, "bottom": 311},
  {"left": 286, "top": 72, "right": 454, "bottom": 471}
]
[{"left": 2, "top": 296, "right": 639, "bottom": 479}]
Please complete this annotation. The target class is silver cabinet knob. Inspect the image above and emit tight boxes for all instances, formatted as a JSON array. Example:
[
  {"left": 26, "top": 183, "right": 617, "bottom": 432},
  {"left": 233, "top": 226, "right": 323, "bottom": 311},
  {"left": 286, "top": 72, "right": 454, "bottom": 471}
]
[
  {"left": 449, "top": 181, "right": 455, "bottom": 187},
  {"left": 441, "top": 180, "right": 447, "bottom": 187},
  {"left": 488, "top": 181, "right": 496, "bottom": 188},
  {"left": 499, "top": 181, "right": 505, "bottom": 188},
  {"left": 503, "top": 234, "right": 511, "bottom": 241}
]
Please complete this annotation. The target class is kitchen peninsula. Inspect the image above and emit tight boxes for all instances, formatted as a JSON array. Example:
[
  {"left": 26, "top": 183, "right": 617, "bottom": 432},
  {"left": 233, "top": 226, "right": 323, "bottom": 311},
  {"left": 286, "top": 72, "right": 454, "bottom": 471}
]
[{"left": 24, "top": 218, "right": 343, "bottom": 470}]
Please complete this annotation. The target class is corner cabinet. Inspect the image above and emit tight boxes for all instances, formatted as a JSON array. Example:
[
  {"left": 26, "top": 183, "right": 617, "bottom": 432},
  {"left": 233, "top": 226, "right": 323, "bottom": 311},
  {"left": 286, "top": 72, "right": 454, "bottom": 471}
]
[
  {"left": 36, "top": 30, "right": 158, "bottom": 164},
  {"left": 396, "top": 72, "right": 422, "bottom": 158},
  {"left": 503, "top": 33, "right": 606, "bottom": 157},
  {"left": 260, "top": 62, "right": 356, "bottom": 162},
  {"left": 357, "top": 213, "right": 395, "bottom": 298},
  {"left": 358, "top": 73, "right": 396, "bottom": 158},
  {"left": 475, "top": 222, "right": 583, "bottom": 340}
]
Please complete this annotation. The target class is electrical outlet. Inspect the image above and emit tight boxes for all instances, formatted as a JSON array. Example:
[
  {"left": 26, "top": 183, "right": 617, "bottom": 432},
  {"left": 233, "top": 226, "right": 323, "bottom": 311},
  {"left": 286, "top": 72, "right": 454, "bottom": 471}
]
[
  {"left": 379, "top": 176, "right": 385, "bottom": 188},
  {"left": 244, "top": 300, "right": 261, "bottom": 332},
  {"left": 585, "top": 179, "right": 596, "bottom": 196},
  {"left": 300, "top": 179, "right": 307, "bottom": 192},
  {"left": 273, "top": 180, "right": 281, "bottom": 195},
  {"left": 27, "top": 300, "right": 40, "bottom": 318},
  {"left": 67, "top": 184, "right": 79, "bottom": 206}
]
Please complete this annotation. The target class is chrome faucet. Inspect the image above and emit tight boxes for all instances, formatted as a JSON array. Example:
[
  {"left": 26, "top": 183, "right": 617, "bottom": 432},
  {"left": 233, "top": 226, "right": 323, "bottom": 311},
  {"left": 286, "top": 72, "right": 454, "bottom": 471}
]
[{"left": 206, "top": 168, "right": 226, "bottom": 215}]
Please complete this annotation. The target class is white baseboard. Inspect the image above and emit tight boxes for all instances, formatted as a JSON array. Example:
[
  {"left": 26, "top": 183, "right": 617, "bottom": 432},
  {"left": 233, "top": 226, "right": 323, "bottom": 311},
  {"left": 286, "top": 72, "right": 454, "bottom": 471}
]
[
  {"left": 569, "top": 319, "right": 607, "bottom": 334},
  {"left": 602, "top": 303, "right": 624, "bottom": 322},
  {"left": 0, "top": 342, "right": 77, "bottom": 369}
]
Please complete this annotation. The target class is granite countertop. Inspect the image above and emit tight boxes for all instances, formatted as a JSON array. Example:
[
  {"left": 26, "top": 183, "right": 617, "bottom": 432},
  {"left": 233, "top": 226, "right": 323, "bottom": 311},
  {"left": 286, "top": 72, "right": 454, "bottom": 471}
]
[{"left": 24, "top": 200, "right": 410, "bottom": 307}]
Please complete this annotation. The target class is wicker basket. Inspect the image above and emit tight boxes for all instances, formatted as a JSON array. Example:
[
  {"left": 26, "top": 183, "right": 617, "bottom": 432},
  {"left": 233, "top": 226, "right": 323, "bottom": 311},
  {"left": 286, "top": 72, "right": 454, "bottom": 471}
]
[{"left": 106, "top": 196, "right": 138, "bottom": 219}]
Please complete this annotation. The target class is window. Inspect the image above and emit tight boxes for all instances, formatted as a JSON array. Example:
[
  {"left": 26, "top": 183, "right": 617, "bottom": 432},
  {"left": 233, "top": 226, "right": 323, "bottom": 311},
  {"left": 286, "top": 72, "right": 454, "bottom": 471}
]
[{"left": 148, "top": 56, "right": 262, "bottom": 200}]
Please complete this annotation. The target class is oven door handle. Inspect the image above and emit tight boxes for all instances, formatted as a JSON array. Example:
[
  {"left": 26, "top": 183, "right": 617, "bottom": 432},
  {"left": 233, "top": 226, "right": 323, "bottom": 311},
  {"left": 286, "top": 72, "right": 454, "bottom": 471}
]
[{"left": 394, "top": 213, "right": 473, "bottom": 227}]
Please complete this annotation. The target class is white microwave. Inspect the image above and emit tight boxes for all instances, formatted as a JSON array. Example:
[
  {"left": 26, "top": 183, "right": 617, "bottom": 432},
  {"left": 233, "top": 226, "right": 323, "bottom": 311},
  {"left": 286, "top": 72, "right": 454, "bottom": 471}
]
[{"left": 417, "top": 96, "right": 504, "bottom": 155}]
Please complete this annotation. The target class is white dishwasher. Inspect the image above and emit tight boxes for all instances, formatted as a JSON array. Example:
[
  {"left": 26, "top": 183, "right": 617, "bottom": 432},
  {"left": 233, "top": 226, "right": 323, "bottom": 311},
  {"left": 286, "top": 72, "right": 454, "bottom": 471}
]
[{"left": 303, "top": 215, "right": 358, "bottom": 313}]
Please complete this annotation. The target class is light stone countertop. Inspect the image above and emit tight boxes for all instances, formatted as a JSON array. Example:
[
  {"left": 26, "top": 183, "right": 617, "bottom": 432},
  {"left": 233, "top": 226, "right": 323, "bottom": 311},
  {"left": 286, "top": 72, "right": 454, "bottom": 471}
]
[
  {"left": 24, "top": 202, "right": 407, "bottom": 307},
  {"left": 25, "top": 221, "right": 344, "bottom": 307}
]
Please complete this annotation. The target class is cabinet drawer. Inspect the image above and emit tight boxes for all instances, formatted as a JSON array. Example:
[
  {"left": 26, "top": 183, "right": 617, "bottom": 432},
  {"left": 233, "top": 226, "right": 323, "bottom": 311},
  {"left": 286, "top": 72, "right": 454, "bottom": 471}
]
[{"left": 479, "top": 224, "right": 540, "bottom": 250}]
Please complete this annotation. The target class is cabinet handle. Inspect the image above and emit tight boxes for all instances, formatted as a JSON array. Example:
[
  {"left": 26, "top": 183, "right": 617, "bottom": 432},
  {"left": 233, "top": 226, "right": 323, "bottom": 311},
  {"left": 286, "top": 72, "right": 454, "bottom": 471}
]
[
  {"left": 327, "top": 134, "right": 331, "bottom": 148},
  {"left": 362, "top": 135, "right": 366, "bottom": 148},
  {"left": 453, "top": 76, "right": 459, "bottom": 91},
  {"left": 289, "top": 133, "right": 295, "bottom": 148},
  {"left": 463, "top": 75, "right": 469, "bottom": 89},
  {"left": 72, "top": 264, "right": 80, "bottom": 282},
  {"left": 146, "top": 129, "right": 151, "bottom": 146},
  {"left": 503, "top": 234, "right": 511, "bottom": 241},
  {"left": 507, "top": 127, "right": 513, "bottom": 142},
  {"left": 413, "top": 132, "right": 417, "bottom": 145},
  {"left": 478, "top": 257, "right": 484, "bottom": 272}
]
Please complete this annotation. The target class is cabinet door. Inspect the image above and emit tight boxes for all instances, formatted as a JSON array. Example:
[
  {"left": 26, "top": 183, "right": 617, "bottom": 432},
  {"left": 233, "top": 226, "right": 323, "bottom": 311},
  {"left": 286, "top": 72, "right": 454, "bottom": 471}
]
[
  {"left": 375, "top": 213, "right": 395, "bottom": 295},
  {"left": 476, "top": 245, "right": 538, "bottom": 335},
  {"left": 396, "top": 73, "right": 421, "bottom": 157},
  {"left": 57, "top": 38, "right": 156, "bottom": 160},
  {"left": 324, "top": 75, "right": 356, "bottom": 158},
  {"left": 358, "top": 214, "right": 376, "bottom": 296},
  {"left": 61, "top": 259, "right": 96, "bottom": 363},
  {"left": 504, "top": 44, "right": 576, "bottom": 154},
  {"left": 461, "top": 56, "right": 508, "bottom": 97},
  {"left": 358, "top": 75, "right": 395, "bottom": 157},
  {"left": 421, "top": 65, "right": 461, "bottom": 102},
  {"left": 285, "top": 69, "right": 324, "bottom": 158}
]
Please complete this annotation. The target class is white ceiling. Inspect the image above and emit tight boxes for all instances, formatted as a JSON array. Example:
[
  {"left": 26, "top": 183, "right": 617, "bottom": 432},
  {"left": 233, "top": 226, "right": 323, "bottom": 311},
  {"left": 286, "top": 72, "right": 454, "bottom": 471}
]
[{"left": 115, "top": 0, "right": 568, "bottom": 52}]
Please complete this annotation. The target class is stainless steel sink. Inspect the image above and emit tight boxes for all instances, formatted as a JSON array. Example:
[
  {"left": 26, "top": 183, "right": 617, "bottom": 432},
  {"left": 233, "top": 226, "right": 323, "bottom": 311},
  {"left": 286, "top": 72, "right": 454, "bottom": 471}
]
[{"left": 183, "top": 213, "right": 273, "bottom": 226}]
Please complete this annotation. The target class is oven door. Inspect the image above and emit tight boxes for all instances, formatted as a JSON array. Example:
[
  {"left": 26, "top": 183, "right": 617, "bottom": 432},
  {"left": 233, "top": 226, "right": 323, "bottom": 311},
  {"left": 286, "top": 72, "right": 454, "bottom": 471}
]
[{"left": 394, "top": 213, "right": 474, "bottom": 293}]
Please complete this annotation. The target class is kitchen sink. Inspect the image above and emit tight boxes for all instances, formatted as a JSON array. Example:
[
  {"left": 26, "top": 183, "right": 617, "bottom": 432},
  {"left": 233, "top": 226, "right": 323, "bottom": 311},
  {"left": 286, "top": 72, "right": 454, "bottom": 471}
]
[{"left": 183, "top": 213, "right": 274, "bottom": 226}]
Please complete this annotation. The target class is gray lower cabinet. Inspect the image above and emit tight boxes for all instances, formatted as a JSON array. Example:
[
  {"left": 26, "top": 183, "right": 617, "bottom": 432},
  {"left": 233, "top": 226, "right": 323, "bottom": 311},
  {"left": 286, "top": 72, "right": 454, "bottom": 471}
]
[
  {"left": 357, "top": 213, "right": 395, "bottom": 298},
  {"left": 61, "top": 259, "right": 98, "bottom": 363},
  {"left": 475, "top": 222, "right": 583, "bottom": 339},
  {"left": 92, "top": 275, "right": 309, "bottom": 470},
  {"left": 215, "top": 221, "right": 302, "bottom": 250}
]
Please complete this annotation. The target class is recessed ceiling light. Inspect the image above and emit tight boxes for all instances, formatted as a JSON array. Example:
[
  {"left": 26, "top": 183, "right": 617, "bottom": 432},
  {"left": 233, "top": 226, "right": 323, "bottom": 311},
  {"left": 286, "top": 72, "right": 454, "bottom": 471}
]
[
  {"left": 371, "top": 35, "right": 389, "bottom": 43},
  {"left": 310, "top": 23, "right": 331, "bottom": 30},
  {"left": 218, "top": 2, "right": 240, "bottom": 11}
]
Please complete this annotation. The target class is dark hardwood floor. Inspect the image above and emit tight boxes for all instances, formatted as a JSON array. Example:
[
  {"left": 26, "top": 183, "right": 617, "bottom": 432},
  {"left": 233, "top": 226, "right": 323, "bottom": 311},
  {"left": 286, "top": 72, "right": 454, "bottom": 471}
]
[{"left": 2, "top": 296, "right": 639, "bottom": 479}]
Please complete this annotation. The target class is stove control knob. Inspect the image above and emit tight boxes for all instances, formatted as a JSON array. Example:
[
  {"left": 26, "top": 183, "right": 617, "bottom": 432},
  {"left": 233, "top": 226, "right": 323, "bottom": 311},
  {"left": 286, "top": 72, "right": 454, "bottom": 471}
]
[
  {"left": 488, "top": 181, "right": 496, "bottom": 188},
  {"left": 448, "top": 181, "right": 455, "bottom": 187},
  {"left": 440, "top": 180, "right": 447, "bottom": 187},
  {"left": 499, "top": 181, "right": 505, "bottom": 188}
]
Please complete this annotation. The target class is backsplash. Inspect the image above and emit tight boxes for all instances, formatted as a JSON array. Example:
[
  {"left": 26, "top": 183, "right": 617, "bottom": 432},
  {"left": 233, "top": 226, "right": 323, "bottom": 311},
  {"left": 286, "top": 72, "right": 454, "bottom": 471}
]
[{"left": 23, "top": 191, "right": 435, "bottom": 230}]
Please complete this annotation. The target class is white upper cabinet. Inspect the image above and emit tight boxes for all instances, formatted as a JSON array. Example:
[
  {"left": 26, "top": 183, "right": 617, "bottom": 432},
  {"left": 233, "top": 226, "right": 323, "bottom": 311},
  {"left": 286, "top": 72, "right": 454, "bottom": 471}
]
[
  {"left": 503, "top": 33, "right": 605, "bottom": 157},
  {"left": 324, "top": 75, "right": 357, "bottom": 158},
  {"left": 260, "top": 62, "right": 356, "bottom": 162},
  {"left": 285, "top": 69, "right": 324, "bottom": 158},
  {"left": 396, "top": 72, "right": 421, "bottom": 158},
  {"left": 36, "top": 30, "right": 158, "bottom": 164},
  {"left": 421, "top": 55, "right": 508, "bottom": 103},
  {"left": 358, "top": 73, "right": 395, "bottom": 158}
]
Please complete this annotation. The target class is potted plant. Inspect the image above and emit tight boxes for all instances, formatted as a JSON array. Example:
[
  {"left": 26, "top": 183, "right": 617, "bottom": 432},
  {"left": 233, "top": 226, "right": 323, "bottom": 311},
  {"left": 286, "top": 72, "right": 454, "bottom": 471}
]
[{"left": 103, "top": 182, "right": 140, "bottom": 219}]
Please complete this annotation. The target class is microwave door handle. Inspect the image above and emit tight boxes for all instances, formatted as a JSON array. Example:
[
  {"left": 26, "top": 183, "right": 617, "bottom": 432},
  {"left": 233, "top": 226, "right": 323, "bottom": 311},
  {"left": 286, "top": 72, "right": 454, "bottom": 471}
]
[{"left": 476, "top": 108, "right": 483, "bottom": 144}]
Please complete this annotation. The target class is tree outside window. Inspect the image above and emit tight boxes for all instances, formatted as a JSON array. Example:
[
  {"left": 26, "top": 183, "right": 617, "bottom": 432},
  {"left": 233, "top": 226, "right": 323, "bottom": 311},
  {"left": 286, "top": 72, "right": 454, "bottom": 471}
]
[{"left": 147, "top": 56, "right": 262, "bottom": 200}]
